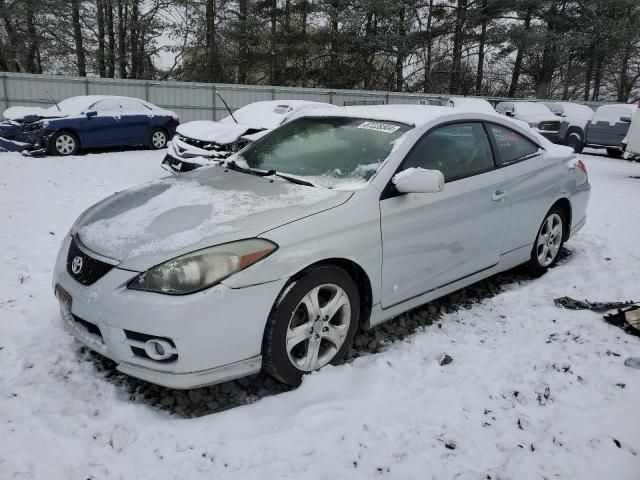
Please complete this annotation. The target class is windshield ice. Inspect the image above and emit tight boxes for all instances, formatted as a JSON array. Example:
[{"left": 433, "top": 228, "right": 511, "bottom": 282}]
[
  {"left": 237, "top": 117, "right": 412, "bottom": 188},
  {"left": 46, "top": 96, "right": 95, "bottom": 114}
]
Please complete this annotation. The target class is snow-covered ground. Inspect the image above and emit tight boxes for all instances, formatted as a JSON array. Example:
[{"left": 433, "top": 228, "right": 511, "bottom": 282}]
[{"left": 1, "top": 148, "right": 639, "bottom": 479}]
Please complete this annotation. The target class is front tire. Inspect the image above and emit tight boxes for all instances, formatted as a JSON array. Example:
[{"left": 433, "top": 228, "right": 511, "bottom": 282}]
[
  {"left": 50, "top": 131, "right": 79, "bottom": 156},
  {"left": 262, "top": 266, "right": 360, "bottom": 386},
  {"left": 607, "top": 148, "right": 623, "bottom": 158},
  {"left": 150, "top": 128, "right": 168, "bottom": 149},
  {"left": 528, "top": 207, "right": 566, "bottom": 276}
]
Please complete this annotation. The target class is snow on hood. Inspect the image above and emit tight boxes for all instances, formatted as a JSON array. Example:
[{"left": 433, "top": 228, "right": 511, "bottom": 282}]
[
  {"left": 176, "top": 121, "right": 263, "bottom": 144},
  {"left": 74, "top": 166, "right": 349, "bottom": 271},
  {"left": 3, "top": 106, "right": 67, "bottom": 121}
]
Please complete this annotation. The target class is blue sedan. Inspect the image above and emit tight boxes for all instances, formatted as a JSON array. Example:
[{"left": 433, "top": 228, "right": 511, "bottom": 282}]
[{"left": 1, "top": 95, "right": 179, "bottom": 155}]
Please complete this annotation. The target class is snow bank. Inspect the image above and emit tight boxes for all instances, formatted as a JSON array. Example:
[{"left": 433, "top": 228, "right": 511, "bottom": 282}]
[{"left": 0, "top": 149, "right": 639, "bottom": 479}]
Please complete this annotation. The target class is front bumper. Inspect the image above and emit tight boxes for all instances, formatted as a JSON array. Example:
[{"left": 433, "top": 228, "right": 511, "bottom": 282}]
[
  {"left": 161, "top": 140, "right": 216, "bottom": 173},
  {"left": 535, "top": 129, "right": 561, "bottom": 143},
  {"left": 53, "top": 235, "right": 287, "bottom": 389}
]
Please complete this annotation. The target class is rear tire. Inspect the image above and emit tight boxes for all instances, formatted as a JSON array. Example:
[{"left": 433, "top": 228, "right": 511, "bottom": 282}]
[
  {"left": 262, "top": 266, "right": 360, "bottom": 386},
  {"left": 150, "top": 128, "right": 168, "bottom": 149},
  {"left": 607, "top": 148, "right": 623, "bottom": 158},
  {"left": 566, "top": 132, "right": 584, "bottom": 153},
  {"left": 50, "top": 131, "right": 79, "bottom": 156},
  {"left": 528, "top": 207, "right": 566, "bottom": 276}
]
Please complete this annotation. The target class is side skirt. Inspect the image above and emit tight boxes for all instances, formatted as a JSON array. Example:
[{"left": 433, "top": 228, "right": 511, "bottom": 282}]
[{"left": 366, "top": 244, "right": 532, "bottom": 329}]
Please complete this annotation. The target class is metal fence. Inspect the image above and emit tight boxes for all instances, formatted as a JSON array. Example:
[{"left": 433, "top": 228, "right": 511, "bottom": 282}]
[
  {"left": 0, "top": 72, "right": 463, "bottom": 123},
  {"left": 1, "top": 72, "right": 608, "bottom": 123}
]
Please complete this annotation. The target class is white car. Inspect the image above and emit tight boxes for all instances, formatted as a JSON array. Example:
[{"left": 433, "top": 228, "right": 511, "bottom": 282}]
[
  {"left": 446, "top": 97, "right": 496, "bottom": 114},
  {"left": 162, "top": 100, "right": 335, "bottom": 173},
  {"left": 543, "top": 102, "right": 594, "bottom": 152},
  {"left": 495, "top": 102, "right": 562, "bottom": 143},
  {"left": 53, "top": 105, "right": 590, "bottom": 389}
]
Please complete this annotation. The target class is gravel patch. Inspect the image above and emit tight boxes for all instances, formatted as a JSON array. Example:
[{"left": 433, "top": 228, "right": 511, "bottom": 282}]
[{"left": 82, "top": 248, "right": 573, "bottom": 418}]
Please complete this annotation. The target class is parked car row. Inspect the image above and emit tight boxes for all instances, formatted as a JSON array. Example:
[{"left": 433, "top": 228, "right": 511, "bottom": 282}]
[{"left": 2, "top": 93, "right": 637, "bottom": 161}]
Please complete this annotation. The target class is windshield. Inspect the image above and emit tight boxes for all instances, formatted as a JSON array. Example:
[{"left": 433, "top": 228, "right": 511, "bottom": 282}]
[
  {"left": 236, "top": 117, "right": 412, "bottom": 188},
  {"left": 46, "top": 96, "right": 94, "bottom": 114},
  {"left": 514, "top": 103, "right": 552, "bottom": 116}
]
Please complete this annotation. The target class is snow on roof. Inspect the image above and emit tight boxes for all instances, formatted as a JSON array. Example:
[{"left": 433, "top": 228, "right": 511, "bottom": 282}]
[
  {"left": 447, "top": 97, "right": 496, "bottom": 113},
  {"left": 221, "top": 100, "right": 335, "bottom": 128},
  {"left": 303, "top": 104, "right": 460, "bottom": 127}
]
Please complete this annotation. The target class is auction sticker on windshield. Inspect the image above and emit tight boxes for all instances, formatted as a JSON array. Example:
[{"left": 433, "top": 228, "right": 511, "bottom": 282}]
[{"left": 357, "top": 121, "right": 401, "bottom": 133}]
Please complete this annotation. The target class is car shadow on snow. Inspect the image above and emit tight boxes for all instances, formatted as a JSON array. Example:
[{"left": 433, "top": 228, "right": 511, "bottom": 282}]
[{"left": 78, "top": 247, "right": 574, "bottom": 418}]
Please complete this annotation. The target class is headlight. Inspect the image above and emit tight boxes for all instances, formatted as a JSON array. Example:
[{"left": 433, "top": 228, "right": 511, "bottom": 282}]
[{"left": 128, "top": 239, "right": 277, "bottom": 295}]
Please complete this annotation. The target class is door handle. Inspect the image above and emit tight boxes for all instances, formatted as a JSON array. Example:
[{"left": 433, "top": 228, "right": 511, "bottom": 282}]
[{"left": 492, "top": 190, "right": 507, "bottom": 202}]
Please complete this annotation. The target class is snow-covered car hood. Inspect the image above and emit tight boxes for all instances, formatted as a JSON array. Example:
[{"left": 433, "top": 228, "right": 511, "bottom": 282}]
[
  {"left": 176, "top": 121, "right": 265, "bottom": 145},
  {"left": 73, "top": 166, "right": 350, "bottom": 271},
  {"left": 3, "top": 106, "right": 67, "bottom": 121},
  {"left": 517, "top": 113, "right": 560, "bottom": 125}
]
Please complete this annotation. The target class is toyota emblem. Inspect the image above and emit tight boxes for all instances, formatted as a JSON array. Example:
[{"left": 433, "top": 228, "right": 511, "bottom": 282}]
[{"left": 71, "top": 256, "right": 84, "bottom": 275}]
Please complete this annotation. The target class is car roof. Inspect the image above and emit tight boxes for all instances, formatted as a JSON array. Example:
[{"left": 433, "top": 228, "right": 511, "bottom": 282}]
[{"left": 303, "top": 104, "right": 472, "bottom": 127}]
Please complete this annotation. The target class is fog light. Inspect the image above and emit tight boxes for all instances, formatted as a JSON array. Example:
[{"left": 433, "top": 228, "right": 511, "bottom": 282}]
[{"left": 144, "top": 339, "right": 175, "bottom": 361}]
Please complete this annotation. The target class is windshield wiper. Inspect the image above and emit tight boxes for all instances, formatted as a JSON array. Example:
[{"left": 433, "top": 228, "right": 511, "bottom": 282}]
[
  {"left": 225, "top": 160, "right": 272, "bottom": 177},
  {"left": 225, "top": 160, "right": 315, "bottom": 187},
  {"left": 268, "top": 172, "right": 316, "bottom": 187}
]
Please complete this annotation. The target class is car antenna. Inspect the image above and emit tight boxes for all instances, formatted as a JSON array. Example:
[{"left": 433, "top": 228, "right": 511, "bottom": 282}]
[
  {"left": 44, "top": 89, "right": 61, "bottom": 111},
  {"left": 215, "top": 91, "right": 238, "bottom": 124}
]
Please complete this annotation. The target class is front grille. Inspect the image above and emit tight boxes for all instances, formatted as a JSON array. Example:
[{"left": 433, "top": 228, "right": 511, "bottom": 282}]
[
  {"left": 538, "top": 121, "right": 560, "bottom": 131},
  {"left": 66, "top": 238, "right": 114, "bottom": 286}
]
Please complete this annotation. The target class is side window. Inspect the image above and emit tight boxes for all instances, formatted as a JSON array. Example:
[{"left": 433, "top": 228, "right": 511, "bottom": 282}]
[
  {"left": 118, "top": 99, "right": 147, "bottom": 112},
  {"left": 401, "top": 122, "right": 494, "bottom": 182},
  {"left": 92, "top": 99, "right": 119, "bottom": 112},
  {"left": 488, "top": 124, "right": 539, "bottom": 165}
]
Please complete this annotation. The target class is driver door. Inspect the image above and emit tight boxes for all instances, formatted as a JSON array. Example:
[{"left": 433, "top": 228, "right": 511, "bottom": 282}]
[{"left": 379, "top": 122, "right": 511, "bottom": 308}]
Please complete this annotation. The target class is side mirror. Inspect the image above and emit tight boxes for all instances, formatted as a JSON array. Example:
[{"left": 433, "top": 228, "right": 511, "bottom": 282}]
[
  {"left": 85, "top": 110, "right": 97, "bottom": 118},
  {"left": 392, "top": 168, "right": 444, "bottom": 194},
  {"left": 620, "top": 115, "right": 632, "bottom": 123},
  {"left": 505, "top": 111, "right": 514, "bottom": 117}
]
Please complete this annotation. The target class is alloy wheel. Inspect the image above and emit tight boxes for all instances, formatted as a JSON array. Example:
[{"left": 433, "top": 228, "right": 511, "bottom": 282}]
[
  {"left": 536, "top": 213, "right": 563, "bottom": 267},
  {"left": 286, "top": 283, "right": 351, "bottom": 372}
]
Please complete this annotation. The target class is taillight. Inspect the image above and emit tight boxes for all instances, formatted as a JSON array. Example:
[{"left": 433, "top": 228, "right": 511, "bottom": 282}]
[
  {"left": 171, "top": 113, "right": 180, "bottom": 124},
  {"left": 577, "top": 159, "right": 587, "bottom": 174}
]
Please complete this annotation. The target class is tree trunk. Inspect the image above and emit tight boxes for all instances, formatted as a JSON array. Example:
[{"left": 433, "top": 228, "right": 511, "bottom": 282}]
[
  {"left": 618, "top": 43, "right": 631, "bottom": 102},
  {"left": 25, "top": 1, "right": 40, "bottom": 73},
  {"left": 591, "top": 55, "right": 603, "bottom": 101},
  {"left": 475, "top": 0, "right": 487, "bottom": 94},
  {"left": 449, "top": 0, "right": 468, "bottom": 95},
  {"left": 396, "top": 3, "right": 406, "bottom": 92},
  {"left": 117, "top": 0, "right": 127, "bottom": 78},
  {"left": 72, "top": 0, "right": 86, "bottom": 76},
  {"left": 424, "top": 0, "right": 434, "bottom": 93},
  {"left": 583, "top": 42, "right": 594, "bottom": 101},
  {"left": 237, "top": 0, "right": 249, "bottom": 84},
  {"left": 106, "top": 0, "right": 115, "bottom": 77},
  {"left": 508, "top": 7, "right": 532, "bottom": 98},
  {"left": 96, "top": 0, "right": 106, "bottom": 77},
  {"left": 269, "top": 0, "right": 277, "bottom": 85},
  {"left": 129, "top": 2, "right": 139, "bottom": 78},
  {"left": 300, "top": 0, "right": 308, "bottom": 86}
]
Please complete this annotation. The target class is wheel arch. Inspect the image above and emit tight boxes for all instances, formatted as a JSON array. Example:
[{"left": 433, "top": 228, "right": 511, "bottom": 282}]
[
  {"left": 565, "top": 125, "right": 584, "bottom": 141},
  {"left": 51, "top": 128, "right": 82, "bottom": 148},
  {"left": 270, "top": 257, "right": 373, "bottom": 331},
  {"left": 551, "top": 197, "right": 572, "bottom": 241}
]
